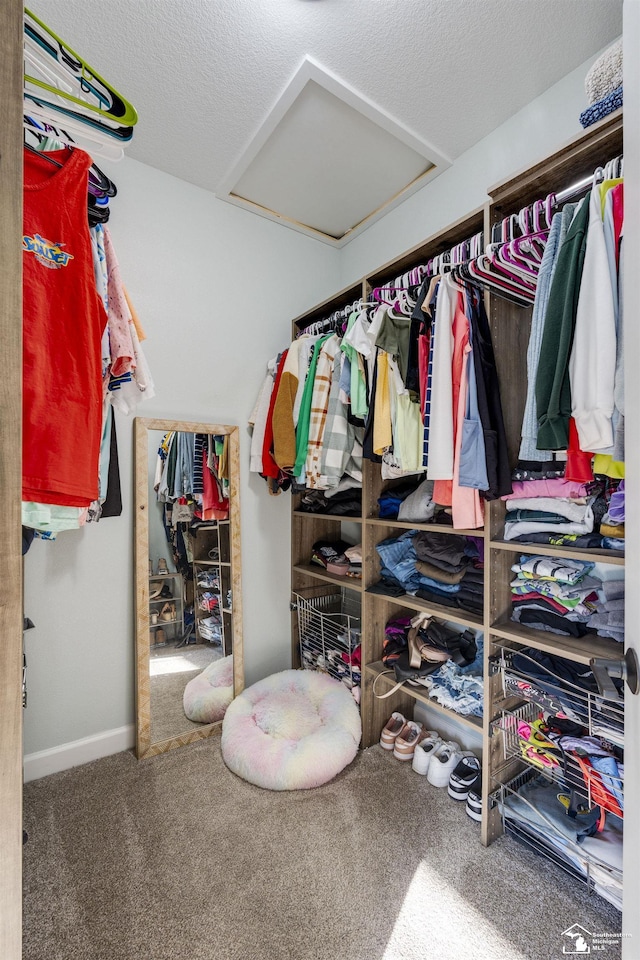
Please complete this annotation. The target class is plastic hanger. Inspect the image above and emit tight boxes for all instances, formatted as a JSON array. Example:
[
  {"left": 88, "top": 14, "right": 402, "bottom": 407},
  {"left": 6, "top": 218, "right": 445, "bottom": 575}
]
[{"left": 24, "top": 9, "right": 138, "bottom": 128}]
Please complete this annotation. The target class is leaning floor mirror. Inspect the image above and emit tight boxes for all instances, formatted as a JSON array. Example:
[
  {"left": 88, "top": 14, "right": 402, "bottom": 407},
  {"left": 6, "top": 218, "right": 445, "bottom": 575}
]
[{"left": 134, "top": 418, "right": 244, "bottom": 759}]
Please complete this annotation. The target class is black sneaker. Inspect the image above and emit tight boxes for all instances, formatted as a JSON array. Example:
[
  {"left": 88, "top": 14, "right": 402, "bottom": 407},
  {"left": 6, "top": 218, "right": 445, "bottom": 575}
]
[
  {"left": 466, "top": 781, "right": 483, "bottom": 822},
  {"left": 448, "top": 755, "right": 481, "bottom": 801}
]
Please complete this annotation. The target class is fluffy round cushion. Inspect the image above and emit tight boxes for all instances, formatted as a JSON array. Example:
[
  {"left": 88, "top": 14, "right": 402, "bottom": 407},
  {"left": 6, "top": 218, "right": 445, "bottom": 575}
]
[
  {"left": 221, "top": 669, "right": 361, "bottom": 790},
  {"left": 183, "top": 655, "right": 234, "bottom": 724}
]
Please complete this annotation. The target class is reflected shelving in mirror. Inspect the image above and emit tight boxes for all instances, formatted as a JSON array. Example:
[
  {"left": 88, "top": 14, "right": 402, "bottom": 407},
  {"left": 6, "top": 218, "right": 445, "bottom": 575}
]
[{"left": 134, "top": 418, "right": 244, "bottom": 759}]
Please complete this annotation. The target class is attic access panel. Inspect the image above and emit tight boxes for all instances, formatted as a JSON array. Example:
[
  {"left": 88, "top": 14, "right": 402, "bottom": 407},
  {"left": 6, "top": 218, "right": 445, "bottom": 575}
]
[{"left": 216, "top": 58, "right": 450, "bottom": 246}]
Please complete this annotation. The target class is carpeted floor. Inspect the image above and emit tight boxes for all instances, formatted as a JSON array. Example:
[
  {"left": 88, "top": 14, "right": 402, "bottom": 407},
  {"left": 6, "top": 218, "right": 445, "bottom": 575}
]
[
  {"left": 150, "top": 643, "right": 223, "bottom": 742},
  {"left": 22, "top": 742, "right": 622, "bottom": 960}
]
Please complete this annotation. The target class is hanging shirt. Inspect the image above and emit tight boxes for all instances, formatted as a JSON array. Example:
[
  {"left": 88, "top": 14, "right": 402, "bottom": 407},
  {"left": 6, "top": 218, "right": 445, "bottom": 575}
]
[
  {"left": 569, "top": 185, "right": 617, "bottom": 452},
  {"left": 23, "top": 147, "right": 107, "bottom": 506}
]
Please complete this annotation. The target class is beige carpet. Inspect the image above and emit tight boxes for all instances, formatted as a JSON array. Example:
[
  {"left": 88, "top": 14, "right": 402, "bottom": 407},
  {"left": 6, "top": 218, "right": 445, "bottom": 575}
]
[
  {"left": 22, "top": 742, "right": 622, "bottom": 960},
  {"left": 150, "top": 644, "right": 223, "bottom": 743}
]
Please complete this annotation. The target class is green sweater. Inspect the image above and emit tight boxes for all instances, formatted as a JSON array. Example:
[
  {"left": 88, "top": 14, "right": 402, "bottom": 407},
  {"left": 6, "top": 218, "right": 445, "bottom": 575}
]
[{"left": 535, "top": 193, "right": 591, "bottom": 451}]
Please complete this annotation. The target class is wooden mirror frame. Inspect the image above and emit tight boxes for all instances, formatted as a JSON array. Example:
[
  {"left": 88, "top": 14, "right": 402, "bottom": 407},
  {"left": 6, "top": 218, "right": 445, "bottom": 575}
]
[{"left": 134, "top": 417, "right": 244, "bottom": 759}]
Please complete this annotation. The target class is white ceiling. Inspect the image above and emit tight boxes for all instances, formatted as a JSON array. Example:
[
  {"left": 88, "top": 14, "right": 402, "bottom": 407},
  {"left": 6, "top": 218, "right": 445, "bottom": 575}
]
[{"left": 27, "top": 0, "right": 622, "bottom": 241}]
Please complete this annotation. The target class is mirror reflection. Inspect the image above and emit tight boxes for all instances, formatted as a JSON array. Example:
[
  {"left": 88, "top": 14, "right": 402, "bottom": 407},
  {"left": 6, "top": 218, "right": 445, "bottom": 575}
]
[{"left": 135, "top": 419, "right": 243, "bottom": 758}]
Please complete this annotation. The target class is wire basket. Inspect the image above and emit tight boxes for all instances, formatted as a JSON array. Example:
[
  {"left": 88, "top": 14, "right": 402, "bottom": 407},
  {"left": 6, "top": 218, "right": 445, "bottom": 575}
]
[{"left": 293, "top": 588, "right": 361, "bottom": 695}]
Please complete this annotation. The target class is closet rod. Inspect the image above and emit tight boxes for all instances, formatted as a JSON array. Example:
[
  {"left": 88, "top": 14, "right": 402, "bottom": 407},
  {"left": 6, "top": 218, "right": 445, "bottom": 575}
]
[
  {"left": 554, "top": 174, "right": 595, "bottom": 206},
  {"left": 553, "top": 155, "right": 622, "bottom": 207}
]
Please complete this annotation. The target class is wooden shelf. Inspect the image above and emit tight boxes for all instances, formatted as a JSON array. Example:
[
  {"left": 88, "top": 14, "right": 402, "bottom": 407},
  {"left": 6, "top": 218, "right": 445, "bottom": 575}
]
[
  {"left": 292, "top": 563, "right": 363, "bottom": 592},
  {"left": 489, "top": 539, "right": 624, "bottom": 565},
  {"left": 367, "top": 518, "right": 485, "bottom": 536},
  {"left": 489, "top": 616, "right": 623, "bottom": 665},
  {"left": 193, "top": 559, "right": 231, "bottom": 567},
  {"left": 293, "top": 511, "right": 363, "bottom": 523},
  {"left": 365, "top": 661, "right": 483, "bottom": 732},
  {"left": 365, "top": 587, "right": 483, "bottom": 630}
]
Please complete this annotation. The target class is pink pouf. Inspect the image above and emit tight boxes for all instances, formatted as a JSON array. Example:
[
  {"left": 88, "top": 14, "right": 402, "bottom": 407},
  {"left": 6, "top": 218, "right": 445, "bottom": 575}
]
[
  {"left": 221, "top": 669, "right": 361, "bottom": 790},
  {"left": 183, "top": 655, "right": 234, "bottom": 724}
]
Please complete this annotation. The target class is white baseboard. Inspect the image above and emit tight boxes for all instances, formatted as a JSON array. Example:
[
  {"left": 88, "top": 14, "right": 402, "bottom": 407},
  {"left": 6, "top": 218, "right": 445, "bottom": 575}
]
[{"left": 23, "top": 724, "right": 135, "bottom": 783}]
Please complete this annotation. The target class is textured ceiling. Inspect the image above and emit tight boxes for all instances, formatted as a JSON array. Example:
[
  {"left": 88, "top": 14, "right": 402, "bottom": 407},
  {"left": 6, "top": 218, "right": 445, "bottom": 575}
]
[{"left": 28, "top": 0, "right": 622, "bottom": 219}]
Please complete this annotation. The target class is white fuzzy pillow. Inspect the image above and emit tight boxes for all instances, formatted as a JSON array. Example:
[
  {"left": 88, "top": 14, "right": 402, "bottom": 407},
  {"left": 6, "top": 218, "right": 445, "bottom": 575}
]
[{"left": 221, "top": 669, "right": 361, "bottom": 790}]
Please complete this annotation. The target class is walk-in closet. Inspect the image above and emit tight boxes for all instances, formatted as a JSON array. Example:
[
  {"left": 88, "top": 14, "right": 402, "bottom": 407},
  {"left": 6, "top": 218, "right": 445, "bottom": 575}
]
[{"left": 2, "top": 2, "right": 639, "bottom": 959}]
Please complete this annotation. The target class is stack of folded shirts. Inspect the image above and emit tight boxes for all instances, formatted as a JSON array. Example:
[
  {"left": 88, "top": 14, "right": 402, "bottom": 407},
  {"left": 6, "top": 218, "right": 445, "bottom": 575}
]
[
  {"left": 510, "top": 555, "right": 600, "bottom": 637},
  {"left": 413, "top": 531, "right": 484, "bottom": 616},
  {"left": 503, "top": 489, "right": 595, "bottom": 543},
  {"left": 370, "top": 530, "right": 483, "bottom": 614},
  {"left": 590, "top": 576, "right": 625, "bottom": 643}
]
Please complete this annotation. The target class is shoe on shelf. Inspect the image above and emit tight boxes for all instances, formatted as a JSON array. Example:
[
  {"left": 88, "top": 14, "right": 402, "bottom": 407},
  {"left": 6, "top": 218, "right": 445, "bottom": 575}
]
[
  {"left": 160, "top": 602, "right": 176, "bottom": 622},
  {"left": 426, "top": 741, "right": 462, "bottom": 787},
  {"left": 156, "top": 558, "right": 169, "bottom": 575},
  {"left": 447, "top": 754, "right": 481, "bottom": 801},
  {"left": 466, "top": 781, "right": 483, "bottom": 822},
  {"left": 379, "top": 712, "right": 406, "bottom": 751},
  {"left": 310, "top": 540, "right": 350, "bottom": 576},
  {"left": 393, "top": 721, "right": 426, "bottom": 761},
  {"left": 412, "top": 734, "right": 442, "bottom": 776}
]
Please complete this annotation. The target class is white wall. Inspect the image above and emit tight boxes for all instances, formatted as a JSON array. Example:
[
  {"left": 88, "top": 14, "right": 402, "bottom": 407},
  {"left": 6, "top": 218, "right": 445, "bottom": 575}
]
[
  {"left": 340, "top": 53, "right": 606, "bottom": 286},
  {"left": 22, "top": 158, "right": 341, "bottom": 757}
]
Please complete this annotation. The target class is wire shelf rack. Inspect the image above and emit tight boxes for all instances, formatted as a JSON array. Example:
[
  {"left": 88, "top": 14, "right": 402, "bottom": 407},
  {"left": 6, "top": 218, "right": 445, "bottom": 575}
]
[
  {"left": 494, "top": 769, "right": 622, "bottom": 911},
  {"left": 293, "top": 588, "right": 361, "bottom": 696},
  {"left": 492, "top": 644, "right": 624, "bottom": 826}
]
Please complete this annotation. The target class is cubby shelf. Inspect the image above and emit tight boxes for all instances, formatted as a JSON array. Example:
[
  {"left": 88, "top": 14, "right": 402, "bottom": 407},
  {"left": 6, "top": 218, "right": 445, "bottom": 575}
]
[
  {"left": 365, "top": 662, "right": 483, "bottom": 732},
  {"left": 490, "top": 538, "right": 624, "bottom": 565},
  {"left": 489, "top": 617, "right": 622, "bottom": 665}
]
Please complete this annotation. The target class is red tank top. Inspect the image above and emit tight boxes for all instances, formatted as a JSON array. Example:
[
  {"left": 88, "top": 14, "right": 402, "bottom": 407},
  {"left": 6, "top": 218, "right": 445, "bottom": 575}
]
[{"left": 23, "top": 147, "right": 107, "bottom": 506}]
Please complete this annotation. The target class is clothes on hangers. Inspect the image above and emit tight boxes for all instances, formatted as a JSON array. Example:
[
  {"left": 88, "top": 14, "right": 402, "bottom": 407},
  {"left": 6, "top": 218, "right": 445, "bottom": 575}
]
[{"left": 23, "top": 146, "right": 106, "bottom": 507}]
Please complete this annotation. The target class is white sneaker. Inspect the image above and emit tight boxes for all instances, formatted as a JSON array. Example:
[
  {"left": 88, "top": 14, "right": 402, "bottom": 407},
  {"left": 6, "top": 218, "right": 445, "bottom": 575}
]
[
  {"left": 426, "top": 741, "right": 462, "bottom": 788},
  {"left": 411, "top": 734, "right": 442, "bottom": 775}
]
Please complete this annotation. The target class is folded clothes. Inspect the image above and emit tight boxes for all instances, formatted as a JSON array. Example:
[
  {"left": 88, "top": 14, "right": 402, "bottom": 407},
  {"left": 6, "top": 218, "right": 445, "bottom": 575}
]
[
  {"left": 512, "top": 574, "right": 601, "bottom": 598},
  {"left": 415, "top": 559, "right": 467, "bottom": 584},
  {"left": 512, "top": 587, "right": 597, "bottom": 618},
  {"left": 511, "top": 555, "right": 594, "bottom": 584},
  {"left": 512, "top": 461, "right": 566, "bottom": 481},
  {"left": 608, "top": 480, "right": 625, "bottom": 524},
  {"left": 603, "top": 580, "right": 625, "bottom": 602},
  {"left": 504, "top": 512, "right": 594, "bottom": 541},
  {"left": 415, "top": 576, "right": 460, "bottom": 595},
  {"left": 580, "top": 85, "right": 623, "bottom": 128},
  {"left": 502, "top": 479, "right": 590, "bottom": 500},
  {"left": 397, "top": 477, "right": 436, "bottom": 523},
  {"left": 506, "top": 496, "right": 593, "bottom": 522},
  {"left": 366, "top": 579, "right": 406, "bottom": 598},
  {"left": 512, "top": 594, "right": 593, "bottom": 621},
  {"left": 413, "top": 531, "right": 469, "bottom": 571},
  {"left": 512, "top": 606, "right": 591, "bottom": 637},
  {"left": 600, "top": 522, "right": 625, "bottom": 538},
  {"left": 506, "top": 510, "right": 575, "bottom": 524},
  {"left": 507, "top": 532, "right": 607, "bottom": 549}
]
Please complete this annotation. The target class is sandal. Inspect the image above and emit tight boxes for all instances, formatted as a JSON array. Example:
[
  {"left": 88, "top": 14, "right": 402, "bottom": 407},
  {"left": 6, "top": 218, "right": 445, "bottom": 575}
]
[{"left": 520, "top": 741, "right": 559, "bottom": 770}]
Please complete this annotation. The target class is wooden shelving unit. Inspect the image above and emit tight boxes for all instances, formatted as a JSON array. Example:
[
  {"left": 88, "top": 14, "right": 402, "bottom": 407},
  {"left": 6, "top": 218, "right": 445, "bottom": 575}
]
[{"left": 286, "top": 112, "right": 625, "bottom": 863}]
